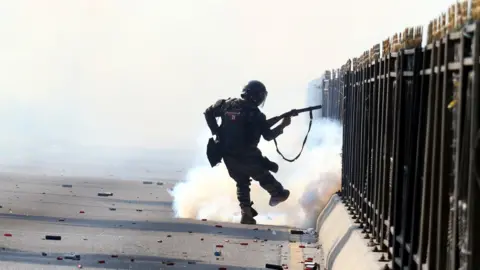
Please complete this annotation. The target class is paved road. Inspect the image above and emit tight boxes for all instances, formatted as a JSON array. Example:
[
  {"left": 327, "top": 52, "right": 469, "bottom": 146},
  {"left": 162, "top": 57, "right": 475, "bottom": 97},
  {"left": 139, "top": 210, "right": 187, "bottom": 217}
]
[{"left": 0, "top": 172, "right": 312, "bottom": 270}]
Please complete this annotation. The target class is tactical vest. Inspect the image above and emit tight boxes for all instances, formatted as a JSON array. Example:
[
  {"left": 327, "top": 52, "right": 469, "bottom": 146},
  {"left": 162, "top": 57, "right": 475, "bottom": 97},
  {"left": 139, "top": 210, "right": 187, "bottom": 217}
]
[{"left": 219, "top": 98, "right": 259, "bottom": 153}]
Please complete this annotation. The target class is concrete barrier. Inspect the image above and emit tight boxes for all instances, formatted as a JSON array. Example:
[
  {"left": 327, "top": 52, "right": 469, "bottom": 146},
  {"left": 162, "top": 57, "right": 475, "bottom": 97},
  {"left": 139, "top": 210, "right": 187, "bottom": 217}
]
[{"left": 316, "top": 194, "right": 388, "bottom": 270}]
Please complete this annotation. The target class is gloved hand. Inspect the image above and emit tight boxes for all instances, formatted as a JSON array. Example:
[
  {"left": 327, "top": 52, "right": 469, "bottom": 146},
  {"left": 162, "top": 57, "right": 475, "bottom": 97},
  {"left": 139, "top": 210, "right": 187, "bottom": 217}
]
[
  {"left": 288, "top": 109, "right": 299, "bottom": 117},
  {"left": 280, "top": 116, "right": 291, "bottom": 127}
]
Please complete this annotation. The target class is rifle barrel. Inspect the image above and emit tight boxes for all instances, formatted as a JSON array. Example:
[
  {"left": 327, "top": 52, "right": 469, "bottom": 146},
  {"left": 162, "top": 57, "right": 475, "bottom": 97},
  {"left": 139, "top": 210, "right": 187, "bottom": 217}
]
[
  {"left": 295, "top": 105, "right": 322, "bottom": 113},
  {"left": 277, "top": 105, "right": 322, "bottom": 118}
]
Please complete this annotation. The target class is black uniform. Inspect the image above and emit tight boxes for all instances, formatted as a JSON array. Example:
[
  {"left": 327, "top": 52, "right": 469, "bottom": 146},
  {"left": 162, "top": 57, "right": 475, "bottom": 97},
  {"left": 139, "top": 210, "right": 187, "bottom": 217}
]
[{"left": 204, "top": 97, "right": 286, "bottom": 209}]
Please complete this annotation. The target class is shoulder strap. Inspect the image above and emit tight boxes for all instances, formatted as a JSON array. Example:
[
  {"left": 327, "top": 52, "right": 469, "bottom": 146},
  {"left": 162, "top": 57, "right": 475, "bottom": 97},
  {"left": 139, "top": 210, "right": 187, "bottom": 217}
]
[{"left": 272, "top": 110, "right": 313, "bottom": 162}]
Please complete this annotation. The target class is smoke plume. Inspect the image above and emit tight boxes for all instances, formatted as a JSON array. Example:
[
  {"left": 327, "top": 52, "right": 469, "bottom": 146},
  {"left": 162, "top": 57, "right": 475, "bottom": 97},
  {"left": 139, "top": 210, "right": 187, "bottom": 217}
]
[{"left": 171, "top": 81, "right": 343, "bottom": 229}]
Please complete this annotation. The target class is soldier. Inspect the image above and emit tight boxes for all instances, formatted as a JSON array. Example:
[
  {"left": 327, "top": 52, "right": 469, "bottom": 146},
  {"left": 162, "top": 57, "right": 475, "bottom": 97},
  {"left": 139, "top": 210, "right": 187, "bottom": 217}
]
[{"left": 204, "top": 80, "right": 291, "bottom": 225}]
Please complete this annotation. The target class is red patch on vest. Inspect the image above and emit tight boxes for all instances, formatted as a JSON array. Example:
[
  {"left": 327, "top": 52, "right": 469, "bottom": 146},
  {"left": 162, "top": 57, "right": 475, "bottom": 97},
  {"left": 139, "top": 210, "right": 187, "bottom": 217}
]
[{"left": 226, "top": 111, "right": 240, "bottom": 120}]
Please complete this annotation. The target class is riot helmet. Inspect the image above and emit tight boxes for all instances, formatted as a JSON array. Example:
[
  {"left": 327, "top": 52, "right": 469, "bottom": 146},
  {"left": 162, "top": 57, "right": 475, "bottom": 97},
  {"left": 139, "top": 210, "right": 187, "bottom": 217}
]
[{"left": 241, "top": 80, "right": 268, "bottom": 107}]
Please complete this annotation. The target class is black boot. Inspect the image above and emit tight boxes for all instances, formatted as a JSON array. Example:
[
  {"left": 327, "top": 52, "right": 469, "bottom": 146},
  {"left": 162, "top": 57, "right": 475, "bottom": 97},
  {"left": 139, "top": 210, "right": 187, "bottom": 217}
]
[
  {"left": 269, "top": 189, "right": 290, "bottom": 207},
  {"left": 240, "top": 206, "right": 257, "bottom": 225},
  {"left": 250, "top": 201, "right": 258, "bottom": 217}
]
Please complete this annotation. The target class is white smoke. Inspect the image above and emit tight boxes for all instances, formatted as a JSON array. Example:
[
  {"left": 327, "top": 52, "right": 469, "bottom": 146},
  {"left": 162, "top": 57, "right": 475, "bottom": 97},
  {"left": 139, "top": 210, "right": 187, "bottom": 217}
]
[{"left": 171, "top": 82, "right": 343, "bottom": 229}]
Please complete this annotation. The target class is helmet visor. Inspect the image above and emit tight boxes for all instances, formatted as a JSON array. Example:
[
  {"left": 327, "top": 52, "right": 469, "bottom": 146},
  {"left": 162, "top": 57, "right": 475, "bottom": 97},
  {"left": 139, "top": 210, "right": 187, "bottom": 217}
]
[{"left": 257, "top": 91, "right": 267, "bottom": 107}]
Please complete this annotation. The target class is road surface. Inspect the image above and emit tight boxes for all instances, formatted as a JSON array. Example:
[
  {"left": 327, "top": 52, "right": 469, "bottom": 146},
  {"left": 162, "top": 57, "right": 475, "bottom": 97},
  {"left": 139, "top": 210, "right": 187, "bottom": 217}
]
[{"left": 0, "top": 172, "right": 323, "bottom": 270}]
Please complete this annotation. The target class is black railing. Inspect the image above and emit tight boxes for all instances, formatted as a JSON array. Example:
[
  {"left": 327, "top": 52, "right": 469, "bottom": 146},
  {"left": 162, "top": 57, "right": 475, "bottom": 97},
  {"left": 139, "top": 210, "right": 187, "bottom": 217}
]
[
  {"left": 320, "top": 70, "right": 344, "bottom": 121},
  {"left": 320, "top": 21, "right": 480, "bottom": 270}
]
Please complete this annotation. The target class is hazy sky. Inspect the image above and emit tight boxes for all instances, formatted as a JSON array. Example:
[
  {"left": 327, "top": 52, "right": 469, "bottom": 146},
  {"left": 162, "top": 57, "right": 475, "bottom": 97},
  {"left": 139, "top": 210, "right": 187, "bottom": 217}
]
[{"left": 0, "top": 0, "right": 453, "bottom": 151}]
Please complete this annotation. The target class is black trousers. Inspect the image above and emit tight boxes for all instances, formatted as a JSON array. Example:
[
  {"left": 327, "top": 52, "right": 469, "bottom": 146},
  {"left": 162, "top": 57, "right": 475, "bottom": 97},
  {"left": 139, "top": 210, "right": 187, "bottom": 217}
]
[{"left": 223, "top": 147, "right": 284, "bottom": 208}]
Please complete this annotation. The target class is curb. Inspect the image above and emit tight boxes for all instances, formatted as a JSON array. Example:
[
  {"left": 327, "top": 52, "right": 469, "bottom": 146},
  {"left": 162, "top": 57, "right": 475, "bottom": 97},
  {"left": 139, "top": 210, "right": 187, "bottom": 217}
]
[{"left": 315, "top": 194, "right": 388, "bottom": 270}]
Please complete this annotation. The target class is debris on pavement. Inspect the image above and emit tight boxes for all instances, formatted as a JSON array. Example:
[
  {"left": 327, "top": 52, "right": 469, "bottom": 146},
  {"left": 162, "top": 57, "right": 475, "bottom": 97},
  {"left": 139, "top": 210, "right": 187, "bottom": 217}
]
[
  {"left": 142, "top": 181, "right": 153, "bottom": 184},
  {"left": 214, "top": 243, "right": 223, "bottom": 257},
  {"left": 65, "top": 254, "right": 81, "bottom": 260},
  {"left": 290, "top": 228, "right": 316, "bottom": 236},
  {"left": 45, "top": 235, "right": 62, "bottom": 241},
  {"left": 293, "top": 233, "right": 324, "bottom": 270},
  {"left": 0, "top": 178, "right": 305, "bottom": 269},
  {"left": 265, "top": 263, "right": 283, "bottom": 270},
  {"left": 290, "top": 229, "right": 304, "bottom": 235},
  {"left": 304, "top": 262, "right": 320, "bottom": 269}
]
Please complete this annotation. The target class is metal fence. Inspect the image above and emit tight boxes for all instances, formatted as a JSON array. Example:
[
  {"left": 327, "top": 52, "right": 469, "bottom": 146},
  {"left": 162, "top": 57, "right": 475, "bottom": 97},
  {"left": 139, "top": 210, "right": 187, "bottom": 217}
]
[
  {"left": 319, "top": 18, "right": 480, "bottom": 270},
  {"left": 320, "top": 70, "right": 343, "bottom": 121}
]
